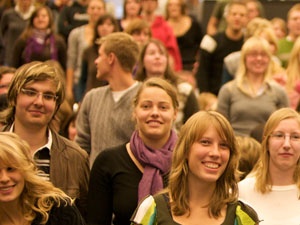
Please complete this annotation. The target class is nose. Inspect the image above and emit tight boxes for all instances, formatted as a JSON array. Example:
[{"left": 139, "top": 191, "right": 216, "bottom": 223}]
[
  {"left": 209, "top": 143, "right": 221, "bottom": 158},
  {"left": 283, "top": 135, "right": 291, "bottom": 149},
  {"left": 33, "top": 93, "right": 44, "bottom": 105},
  {"left": 0, "top": 170, "right": 9, "bottom": 183},
  {"left": 150, "top": 106, "right": 159, "bottom": 116}
]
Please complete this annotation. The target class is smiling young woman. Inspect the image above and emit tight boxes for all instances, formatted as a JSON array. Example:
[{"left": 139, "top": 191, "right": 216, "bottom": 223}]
[
  {"left": 131, "top": 110, "right": 260, "bottom": 225},
  {"left": 87, "top": 77, "right": 179, "bottom": 225}
]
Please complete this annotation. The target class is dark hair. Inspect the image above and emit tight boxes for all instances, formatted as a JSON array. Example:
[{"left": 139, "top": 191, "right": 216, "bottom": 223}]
[{"left": 93, "top": 13, "right": 119, "bottom": 50}]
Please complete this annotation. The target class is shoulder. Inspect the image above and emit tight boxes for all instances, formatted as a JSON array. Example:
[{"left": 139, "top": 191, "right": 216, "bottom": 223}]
[
  {"left": 52, "top": 131, "right": 88, "bottom": 158},
  {"left": 95, "top": 144, "right": 127, "bottom": 159},
  {"left": 238, "top": 176, "right": 256, "bottom": 192},
  {"left": 130, "top": 195, "right": 156, "bottom": 225},
  {"left": 267, "top": 81, "right": 287, "bottom": 94},
  {"left": 82, "top": 86, "right": 110, "bottom": 101},
  {"left": 234, "top": 200, "right": 260, "bottom": 224},
  {"left": 48, "top": 201, "right": 85, "bottom": 225}
]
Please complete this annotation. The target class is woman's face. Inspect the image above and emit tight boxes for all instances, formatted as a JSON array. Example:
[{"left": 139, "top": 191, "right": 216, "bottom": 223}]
[
  {"left": 133, "top": 86, "right": 177, "bottom": 144},
  {"left": 245, "top": 48, "right": 270, "bottom": 76},
  {"left": 97, "top": 19, "right": 115, "bottom": 37},
  {"left": 33, "top": 8, "right": 50, "bottom": 30},
  {"left": 268, "top": 118, "right": 300, "bottom": 174},
  {"left": 0, "top": 166, "right": 25, "bottom": 204},
  {"left": 167, "top": 0, "right": 182, "bottom": 18},
  {"left": 143, "top": 43, "right": 168, "bottom": 78},
  {"left": 125, "top": 0, "right": 141, "bottom": 17},
  {"left": 187, "top": 125, "right": 230, "bottom": 184}
]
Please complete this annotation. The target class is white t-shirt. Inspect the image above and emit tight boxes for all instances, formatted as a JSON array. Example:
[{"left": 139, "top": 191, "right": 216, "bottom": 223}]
[{"left": 238, "top": 176, "right": 300, "bottom": 225}]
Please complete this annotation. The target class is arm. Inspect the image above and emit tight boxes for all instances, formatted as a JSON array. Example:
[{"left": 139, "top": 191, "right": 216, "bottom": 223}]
[
  {"left": 75, "top": 93, "right": 92, "bottom": 155},
  {"left": 76, "top": 150, "right": 90, "bottom": 221},
  {"left": 87, "top": 152, "right": 114, "bottom": 225},
  {"left": 66, "top": 29, "right": 79, "bottom": 101},
  {"left": 164, "top": 25, "right": 182, "bottom": 71},
  {"left": 58, "top": 7, "right": 72, "bottom": 40},
  {"left": 56, "top": 35, "right": 67, "bottom": 71},
  {"left": 11, "top": 38, "right": 26, "bottom": 68},
  {"left": 196, "top": 35, "right": 217, "bottom": 93},
  {"left": 78, "top": 52, "right": 88, "bottom": 102},
  {"left": 206, "top": 16, "right": 219, "bottom": 36},
  {"left": 216, "top": 83, "right": 231, "bottom": 120},
  {"left": 49, "top": 201, "right": 86, "bottom": 225}
]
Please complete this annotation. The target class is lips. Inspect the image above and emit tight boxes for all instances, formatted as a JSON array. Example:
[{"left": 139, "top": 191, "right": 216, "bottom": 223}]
[
  {"left": 203, "top": 162, "right": 220, "bottom": 169},
  {"left": 147, "top": 120, "right": 162, "bottom": 125},
  {"left": 0, "top": 185, "right": 14, "bottom": 193}
]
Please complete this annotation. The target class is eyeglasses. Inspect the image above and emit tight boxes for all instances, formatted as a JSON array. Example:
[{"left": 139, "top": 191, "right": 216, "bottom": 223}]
[
  {"left": 269, "top": 132, "right": 300, "bottom": 142},
  {"left": 21, "top": 88, "right": 58, "bottom": 102}
]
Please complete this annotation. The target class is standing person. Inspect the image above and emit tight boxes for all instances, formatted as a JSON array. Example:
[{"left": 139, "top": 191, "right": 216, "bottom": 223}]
[
  {"left": 66, "top": 0, "right": 106, "bottom": 102},
  {"left": 87, "top": 77, "right": 178, "bottom": 225},
  {"left": 196, "top": 0, "right": 247, "bottom": 95},
  {"left": 58, "top": 0, "right": 90, "bottom": 42},
  {"left": 217, "top": 37, "right": 289, "bottom": 137},
  {"left": 277, "top": 3, "right": 300, "bottom": 68},
  {"left": 135, "top": 39, "right": 199, "bottom": 132},
  {"left": 0, "top": 132, "right": 86, "bottom": 225},
  {"left": 285, "top": 37, "right": 300, "bottom": 109},
  {"left": 166, "top": 0, "right": 203, "bottom": 72},
  {"left": 75, "top": 32, "right": 141, "bottom": 167},
  {"left": 0, "top": 0, "right": 35, "bottom": 66},
  {"left": 78, "top": 13, "right": 119, "bottom": 100},
  {"left": 0, "top": 61, "right": 90, "bottom": 219},
  {"left": 239, "top": 107, "right": 300, "bottom": 225},
  {"left": 140, "top": 0, "right": 182, "bottom": 71},
  {"left": 131, "top": 111, "right": 260, "bottom": 225},
  {"left": 11, "top": 5, "right": 67, "bottom": 70},
  {"left": 118, "top": 0, "right": 142, "bottom": 31}
]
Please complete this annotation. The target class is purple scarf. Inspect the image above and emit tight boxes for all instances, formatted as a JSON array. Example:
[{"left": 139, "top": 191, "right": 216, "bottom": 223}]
[
  {"left": 24, "top": 29, "right": 58, "bottom": 63},
  {"left": 130, "top": 130, "right": 177, "bottom": 202}
]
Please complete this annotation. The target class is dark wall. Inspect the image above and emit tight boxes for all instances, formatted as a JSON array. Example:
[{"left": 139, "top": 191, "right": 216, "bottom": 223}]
[{"left": 202, "top": 0, "right": 297, "bottom": 32}]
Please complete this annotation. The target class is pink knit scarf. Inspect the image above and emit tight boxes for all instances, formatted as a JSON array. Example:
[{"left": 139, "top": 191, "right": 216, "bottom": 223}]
[{"left": 130, "top": 130, "right": 177, "bottom": 202}]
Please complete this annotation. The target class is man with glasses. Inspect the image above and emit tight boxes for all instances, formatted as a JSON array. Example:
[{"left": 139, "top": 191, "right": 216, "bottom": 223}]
[{"left": 0, "top": 61, "right": 89, "bottom": 220}]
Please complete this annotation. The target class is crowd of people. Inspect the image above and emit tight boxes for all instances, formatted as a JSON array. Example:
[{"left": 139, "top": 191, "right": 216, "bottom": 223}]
[{"left": 1, "top": 0, "right": 300, "bottom": 224}]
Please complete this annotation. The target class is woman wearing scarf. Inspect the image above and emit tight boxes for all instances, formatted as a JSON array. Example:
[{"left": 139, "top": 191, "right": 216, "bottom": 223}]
[
  {"left": 11, "top": 5, "right": 66, "bottom": 70},
  {"left": 87, "top": 77, "right": 179, "bottom": 225}
]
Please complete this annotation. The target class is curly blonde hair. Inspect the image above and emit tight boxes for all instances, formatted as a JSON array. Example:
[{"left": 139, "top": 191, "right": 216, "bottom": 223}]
[{"left": 0, "top": 132, "right": 73, "bottom": 224}]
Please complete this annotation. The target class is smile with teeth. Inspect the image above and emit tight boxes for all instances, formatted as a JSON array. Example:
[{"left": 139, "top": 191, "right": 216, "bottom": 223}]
[{"left": 203, "top": 162, "right": 220, "bottom": 169}]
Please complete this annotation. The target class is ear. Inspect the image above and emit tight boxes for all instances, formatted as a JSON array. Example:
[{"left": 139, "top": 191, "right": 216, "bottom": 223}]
[
  {"left": 173, "top": 109, "right": 178, "bottom": 122},
  {"left": 108, "top": 52, "right": 115, "bottom": 65}
]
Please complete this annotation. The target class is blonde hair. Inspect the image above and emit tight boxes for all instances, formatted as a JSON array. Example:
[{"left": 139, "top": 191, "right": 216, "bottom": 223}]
[
  {"left": 198, "top": 92, "right": 217, "bottom": 111},
  {"left": 253, "top": 108, "right": 300, "bottom": 194},
  {"left": 96, "top": 32, "right": 139, "bottom": 73},
  {"left": 133, "top": 77, "right": 179, "bottom": 110},
  {"left": 0, "top": 132, "right": 73, "bottom": 224},
  {"left": 236, "top": 36, "right": 273, "bottom": 95},
  {"left": 286, "top": 36, "right": 300, "bottom": 91},
  {"left": 236, "top": 135, "right": 261, "bottom": 180},
  {"left": 168, "top": 111, "right": 239, "bottom": 218}
]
